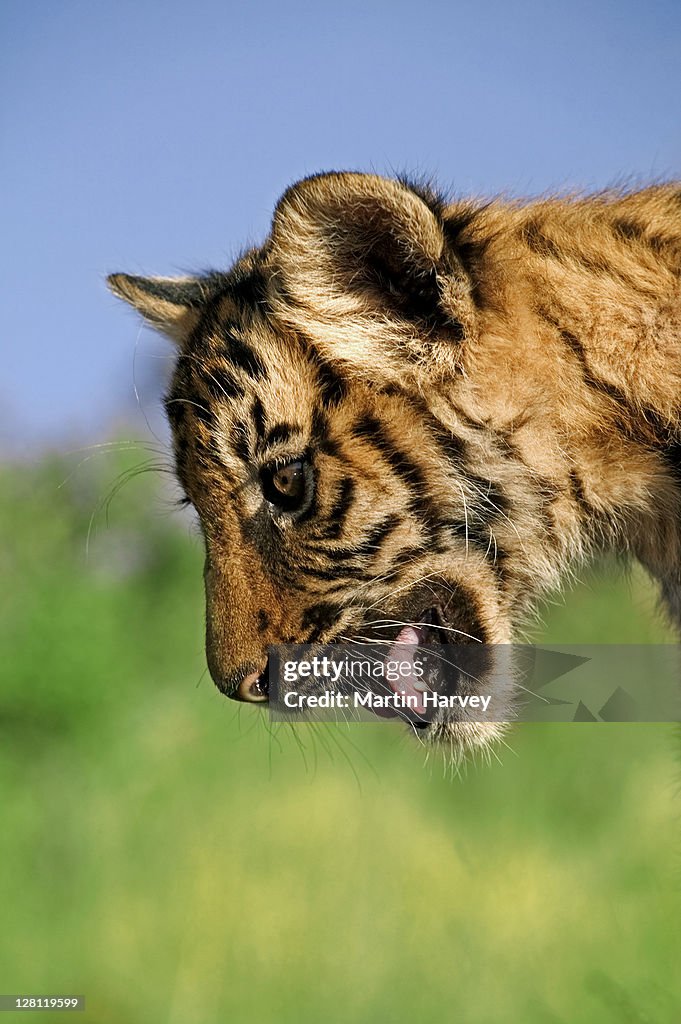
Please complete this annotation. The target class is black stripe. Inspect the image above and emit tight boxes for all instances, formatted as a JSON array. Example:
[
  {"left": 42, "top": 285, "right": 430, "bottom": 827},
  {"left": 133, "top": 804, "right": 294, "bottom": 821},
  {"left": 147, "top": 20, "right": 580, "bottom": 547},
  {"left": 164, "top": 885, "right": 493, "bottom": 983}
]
[
  {"left": 172, "top": 352, "right": 192, "bottom": 388},
  {"left": 661, "top": 440, "right": 681, "bottom": 486},
  {"left": 352, "top": 415, "right": 447, "bottom": 537},
  {"left": 448, "top": 517, "right": 509, "bottom": 580},
  {"left": 400, "top": 393, "right": 470, "bottom": 465},
  {"left": 230, "top": 420, "right": 251, "bottom": 463},
  {"left": 614, "top": 218, "right": 671, "bottom": 254},
  {"left": 320, "top": 477, "right": 356, "bottom": 540},
  {"left": 310, "top": 352, "right": 346, "bottom": 405},
  {"left": 300, "top": 563, "right": 369, "bottom": 581},
  {"left": 186, "top": 280, "right": 229, "bottom": 353},
  {"left": 221, "top": 329, "right": 267, "bottom": 379},
  {"left": 252, "top": 398, "right": 266, "bottom": 439},
  {"left": 164, "top": 393, "right": 186, "bottom": 430},
  {"left": 490, "top": 544, "right": 510, "bottom": 576},
  {"left": 173, "top": 434, "right": 189, "bottom": 478},
  {"left": 265, "top": 422, "right": 295, "bottom": 446},
  {"left": 526, "top": 226, "right": 615, "bottom": 276},
  {"left": 187, "top": 392, "right": 214, "bottom": 429},
  {"left": 203, "top": 365, "right": 245, "bottom": 401},
  {"left": 310, "top": 514, "right": 402, "bottom": 560},
  {"left": 440, "top": 582, "right": 489, "bottom": 642},
  {"left": 537, "top": 501, "right": 559, "bottom": 545},
  {"left": 352, "top": 415, "right": 429, "bottom": 493},
  {"left": 227, "top": 266, "right": 269, "bottom": 309},
  {"left": 311, "top": 406, "right": 330, "bottom": 444},
  {"left": 466, "top": 475, "right": 511, "bottom": 517},
  {"left": 448, "top": 517, "right": 494, "bottom": 553},
  {"left": 569, "top": 471, "right": 595, "bottom": 517},
  {"left": 389, "top": 544, "right": 428, "bottom": 570},
  {"left": 559, "top": 326, "right": 622, "bottom": 399},
  {"left": 282, "top": 573, "right": 349, "bottom": 596},
  {"left": 301, "top": 603, "right": 344, "bottom": 633},
  {"left": 524, "top": 220, "right": 625, "bottom": 276},
  {"left": 350, "top": 513, "right": 403, "bottom": 556},
  {"left": 407, "top": 493, "right": 443, "bottom": 538},
  {"left": 547, "top": 318, "right": 679, "bottom": 465},
  {"left": 538, "top": 308, "right": 637, "bottom": 412},
  {"left": 614, "top": 219, "right": 645, "bottom": 242},
  {"left": 449, "top": 402, "right": 487, "bottom": 433},
  {"left": 193, "top": 434, "right": 221, "bottom": 467},
  {"left": 428, "top": 422, "right": 468, "bottom": 468},
  {"left": 557, "top": 326, "right": 669, "bottom": 443},
  {"left": 319, "top": 435, "right": 341, "bottom": 457},
  {"left": 522, "top": 220, "right": 565, "bottom": 262},
  {"left": 256, "top": 609, "right": 270, "bottom": 633}
]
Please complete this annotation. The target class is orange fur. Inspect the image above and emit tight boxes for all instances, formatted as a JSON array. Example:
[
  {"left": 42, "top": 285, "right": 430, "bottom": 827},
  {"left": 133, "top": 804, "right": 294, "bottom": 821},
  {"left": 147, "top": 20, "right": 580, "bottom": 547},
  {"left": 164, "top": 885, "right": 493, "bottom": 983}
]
[{"left": 108, "top": 172, "right": 681, "bottom": 748}]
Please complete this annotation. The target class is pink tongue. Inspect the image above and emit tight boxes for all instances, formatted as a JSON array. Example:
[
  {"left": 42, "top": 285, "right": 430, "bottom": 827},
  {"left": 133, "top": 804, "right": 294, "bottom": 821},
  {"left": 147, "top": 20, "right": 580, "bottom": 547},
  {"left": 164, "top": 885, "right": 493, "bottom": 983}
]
[
  {"left": 393, "top": 625, "right": 421, "bottom": 646},
  {"left": 384, "top": 624, "right": 430, "bottom": 717}
]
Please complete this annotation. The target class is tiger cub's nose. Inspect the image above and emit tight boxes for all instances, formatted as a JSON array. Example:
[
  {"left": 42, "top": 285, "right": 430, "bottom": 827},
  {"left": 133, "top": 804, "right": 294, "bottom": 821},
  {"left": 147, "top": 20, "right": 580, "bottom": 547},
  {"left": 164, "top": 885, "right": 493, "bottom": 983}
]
[{"left": 234, "top": 662, "right": 270, "bottom": 703}]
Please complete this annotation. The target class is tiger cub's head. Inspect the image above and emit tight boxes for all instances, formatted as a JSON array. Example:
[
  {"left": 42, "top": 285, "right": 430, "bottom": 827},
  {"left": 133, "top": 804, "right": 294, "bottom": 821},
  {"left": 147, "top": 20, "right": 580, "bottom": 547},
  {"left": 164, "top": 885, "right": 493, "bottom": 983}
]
[{"left": 109, "top": 172, "right": 554, "bottom": 748}]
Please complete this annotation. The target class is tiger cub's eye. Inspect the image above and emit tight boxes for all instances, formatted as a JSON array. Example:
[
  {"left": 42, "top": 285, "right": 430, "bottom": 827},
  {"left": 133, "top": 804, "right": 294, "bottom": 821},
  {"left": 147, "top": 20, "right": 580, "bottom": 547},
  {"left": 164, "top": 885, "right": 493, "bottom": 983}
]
[
  {"left": 261, "top": 459, "right": 308, "bottom": 513},
  {"left": 273, "top": 461, "right": 304, "bottom": 499}
]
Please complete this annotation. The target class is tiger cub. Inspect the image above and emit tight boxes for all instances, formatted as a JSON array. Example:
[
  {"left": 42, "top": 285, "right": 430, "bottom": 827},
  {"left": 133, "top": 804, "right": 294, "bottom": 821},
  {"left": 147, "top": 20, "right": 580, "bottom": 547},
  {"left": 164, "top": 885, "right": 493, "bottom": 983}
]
[{"left": 109, "top": 172, "right": 681, "bottom": 749}]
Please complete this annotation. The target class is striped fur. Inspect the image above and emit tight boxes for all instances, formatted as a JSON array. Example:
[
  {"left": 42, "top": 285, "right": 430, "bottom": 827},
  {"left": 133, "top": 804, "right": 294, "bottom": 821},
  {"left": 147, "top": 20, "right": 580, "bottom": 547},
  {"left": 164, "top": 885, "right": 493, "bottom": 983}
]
[{"left": 108, "top": 171, "right": 681, "bottom": 750}]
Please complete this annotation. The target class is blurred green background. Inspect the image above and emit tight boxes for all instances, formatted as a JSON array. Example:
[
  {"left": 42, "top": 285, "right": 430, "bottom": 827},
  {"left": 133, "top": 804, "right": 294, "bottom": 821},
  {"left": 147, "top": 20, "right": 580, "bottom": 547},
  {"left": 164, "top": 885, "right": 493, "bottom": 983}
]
[{"left": 1, "top": 447, "right": 679, "bottom": 1024}]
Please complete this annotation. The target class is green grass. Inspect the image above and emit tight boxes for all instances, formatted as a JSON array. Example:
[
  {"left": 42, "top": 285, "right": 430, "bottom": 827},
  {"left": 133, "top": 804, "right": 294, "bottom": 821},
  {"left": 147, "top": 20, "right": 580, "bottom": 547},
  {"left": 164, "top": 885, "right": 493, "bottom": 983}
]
[{"left": 1, "top": 450, "right": 679, "bottom": 1023}]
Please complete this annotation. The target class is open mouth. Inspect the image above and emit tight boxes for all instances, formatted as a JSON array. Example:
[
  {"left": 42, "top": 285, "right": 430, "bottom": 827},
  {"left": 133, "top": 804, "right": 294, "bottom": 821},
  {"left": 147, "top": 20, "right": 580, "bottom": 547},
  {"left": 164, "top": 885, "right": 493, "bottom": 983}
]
[
  {"left": 238, "top": 604, "right": 481, "bottom": 731},
  {"left": 377, "top": 606, "right": 460, "bottom": 724},
  {"left": 376, "top": 604, "right": 455, "bottom": 645}
]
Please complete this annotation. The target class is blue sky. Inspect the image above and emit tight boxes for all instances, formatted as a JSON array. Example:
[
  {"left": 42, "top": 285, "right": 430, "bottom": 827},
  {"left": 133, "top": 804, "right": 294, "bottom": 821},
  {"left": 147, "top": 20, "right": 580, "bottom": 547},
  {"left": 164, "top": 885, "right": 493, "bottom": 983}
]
[{"left": 2, "top": 0, "right": 680, "bottom": 452}]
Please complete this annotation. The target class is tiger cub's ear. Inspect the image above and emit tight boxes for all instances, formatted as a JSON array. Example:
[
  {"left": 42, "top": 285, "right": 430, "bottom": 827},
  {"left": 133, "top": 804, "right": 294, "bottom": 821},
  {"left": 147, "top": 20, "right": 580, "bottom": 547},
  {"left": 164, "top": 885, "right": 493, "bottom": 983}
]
[
  {"left": 106, "top": 273, "right": 210, "bottom": 345},
  {"left": 270, "top": 172, "right": 468, "bottom": 336}
]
